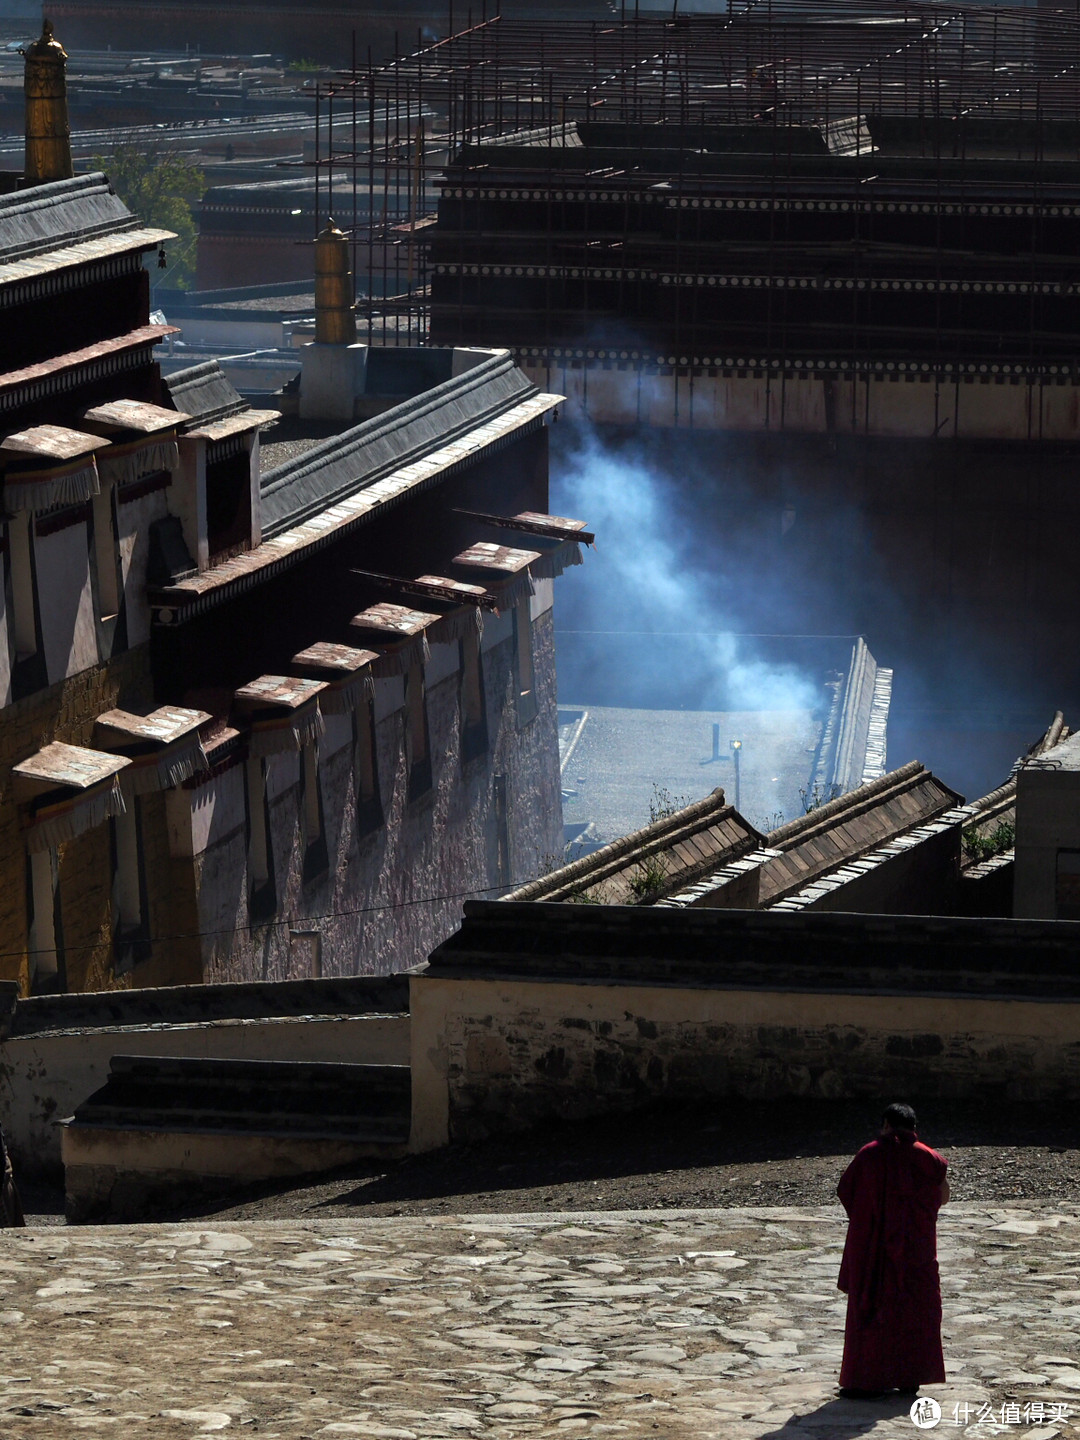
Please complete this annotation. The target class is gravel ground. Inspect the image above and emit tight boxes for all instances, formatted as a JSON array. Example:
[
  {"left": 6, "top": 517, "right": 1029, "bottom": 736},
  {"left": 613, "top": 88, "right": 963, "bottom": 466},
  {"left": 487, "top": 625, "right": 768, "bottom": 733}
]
[
  {"left": 46, "top": 1096, "right": 1075, "bottom": 1227},
  {"left": 259, "top": 416, "right": 345, "bottom": 470}
]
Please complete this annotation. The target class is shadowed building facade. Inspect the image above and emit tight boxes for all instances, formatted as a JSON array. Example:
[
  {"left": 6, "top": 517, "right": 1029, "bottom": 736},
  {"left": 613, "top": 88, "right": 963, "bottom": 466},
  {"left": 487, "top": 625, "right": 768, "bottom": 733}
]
[{"left": 0, "top": 24, "right": 579, "bottom": 995}]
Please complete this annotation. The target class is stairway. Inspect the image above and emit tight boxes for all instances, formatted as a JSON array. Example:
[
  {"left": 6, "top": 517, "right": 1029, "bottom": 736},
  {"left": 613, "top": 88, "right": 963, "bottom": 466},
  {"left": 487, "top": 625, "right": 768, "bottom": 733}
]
[{"left": 61, "top": 1054, "right": 410, "bottom": 1222}]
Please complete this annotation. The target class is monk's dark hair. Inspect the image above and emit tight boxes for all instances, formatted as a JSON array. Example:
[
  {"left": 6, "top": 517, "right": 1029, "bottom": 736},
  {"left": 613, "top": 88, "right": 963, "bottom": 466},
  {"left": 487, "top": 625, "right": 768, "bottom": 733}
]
[{"left": 882, "top": 1102, "right": 918, "bottom": 1132}]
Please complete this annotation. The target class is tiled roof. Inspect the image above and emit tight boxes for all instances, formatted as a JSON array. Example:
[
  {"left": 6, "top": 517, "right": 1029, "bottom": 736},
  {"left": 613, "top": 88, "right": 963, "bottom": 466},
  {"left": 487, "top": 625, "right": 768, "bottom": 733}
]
[
  {"left": 507, "top": 787, "right": 764, "bottom": 906},
  {"left": 164, "top": 361, "right": 249, "bottom": 425},
  {"left": 151, "top": 387, "right": 560, "bottom": 623},
  {"left": 754, "top": 760, "right": 962, "bottom": 906},
  {"left": 427, "top": 900, "right": 1080, "bottom": 1000},
  {"left": 5, "top": 973, "right": 410, "bottom": 1038},
  {"left": 82, "top": 400, "right": 190, "bottom": 434},
  {"left": 12, "top": 741, "right": 128, "bottom": 794},
  {"left": 0, "top": 173, "right": 154, "bottom": 266},
  {"left": 258, "top": 349, "right": 547, "bottom": 539},
  {"left": 543, "top": 760, "right": 962, "bottom": 911},
  {"left": 0, "top": 424, "right": 109, "bottom": 460},
  {"left": 0, "top": 226, "right": 174, "bottom": 294},
  {"left": 0, "top": 326, "right": 176, "bottom": 410}
]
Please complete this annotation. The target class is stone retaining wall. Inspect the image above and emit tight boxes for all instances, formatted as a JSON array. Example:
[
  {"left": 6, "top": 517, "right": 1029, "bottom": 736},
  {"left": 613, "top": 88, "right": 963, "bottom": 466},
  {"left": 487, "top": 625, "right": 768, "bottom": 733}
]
[
  {"left": 0, "top": 974, "right": 410, "bottom": 1178},
  {"left": 410, "top": 975, "right": 1080, "bottom": 1150},
  {"left": 411, "top": 902, "right": 1080, "bottom": 1150}
]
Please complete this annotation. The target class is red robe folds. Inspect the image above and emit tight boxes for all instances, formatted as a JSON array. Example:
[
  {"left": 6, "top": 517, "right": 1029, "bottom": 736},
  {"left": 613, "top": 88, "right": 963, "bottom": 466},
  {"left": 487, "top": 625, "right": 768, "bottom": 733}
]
[{"left": 837, "top": 1131, "right": 947, "bottom": 1391}]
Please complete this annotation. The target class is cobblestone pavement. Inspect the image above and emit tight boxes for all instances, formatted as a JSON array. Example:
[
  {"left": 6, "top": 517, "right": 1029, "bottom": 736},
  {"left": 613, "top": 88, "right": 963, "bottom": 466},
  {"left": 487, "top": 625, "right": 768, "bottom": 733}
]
[{"left": 0, "top": 1203, "right": 1078, "bottom": 1439}]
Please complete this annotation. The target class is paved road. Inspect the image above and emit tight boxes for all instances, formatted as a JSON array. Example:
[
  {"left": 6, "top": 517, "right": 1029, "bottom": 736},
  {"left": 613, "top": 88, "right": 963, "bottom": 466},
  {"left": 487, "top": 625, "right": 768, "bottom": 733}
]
[{"left": 1, "top": 1203, "right": 1078, "bottom": 1438}]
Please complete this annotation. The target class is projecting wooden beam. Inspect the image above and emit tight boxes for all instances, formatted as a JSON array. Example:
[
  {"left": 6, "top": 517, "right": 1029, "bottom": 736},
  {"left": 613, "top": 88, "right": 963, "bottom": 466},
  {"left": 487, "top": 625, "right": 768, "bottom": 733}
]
[
  {"left": 351, "top": 569, "right": 500, "bottom": 610},
  {"left": 451, "top": 508, "right": 595, "bottom": 545}
]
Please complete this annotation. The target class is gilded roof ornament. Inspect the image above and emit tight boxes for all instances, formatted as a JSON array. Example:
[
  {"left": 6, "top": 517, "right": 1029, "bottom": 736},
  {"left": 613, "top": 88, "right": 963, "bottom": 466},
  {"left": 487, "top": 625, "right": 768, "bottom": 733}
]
[
  {"left": 24, "top": 16, "right": 73, "bottom": 184},
  {"left": 27, "top": 18, "right": 68, "bottom": 61}
]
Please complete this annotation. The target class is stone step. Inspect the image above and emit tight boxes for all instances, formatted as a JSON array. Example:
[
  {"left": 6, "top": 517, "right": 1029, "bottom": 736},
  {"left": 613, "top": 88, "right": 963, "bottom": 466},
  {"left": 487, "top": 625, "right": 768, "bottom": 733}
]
[
  {"left": 69, "top": 1054, "right": 411, "bottom": 1138},
  {"left": 62, "top": 1056, "right": 412, "bottom": 1220}
]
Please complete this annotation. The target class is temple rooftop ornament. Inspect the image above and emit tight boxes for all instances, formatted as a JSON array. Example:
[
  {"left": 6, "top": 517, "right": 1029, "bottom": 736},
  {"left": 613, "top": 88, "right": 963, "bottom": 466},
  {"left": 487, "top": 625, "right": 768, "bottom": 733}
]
[{"left": 24, "top": 19, "right": 73, "bottom": 186}]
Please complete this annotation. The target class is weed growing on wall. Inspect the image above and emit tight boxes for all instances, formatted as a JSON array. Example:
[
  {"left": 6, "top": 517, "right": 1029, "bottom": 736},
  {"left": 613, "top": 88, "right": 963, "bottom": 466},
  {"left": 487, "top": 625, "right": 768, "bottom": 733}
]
[
  {"left": 649, "top": 785, "right": 692, "bottom": 824},
  {"left": 962, "top": 821, "right": 1015, "bottom": 863},
  {"left": 799, "top": 782, "right": 842, "bottom": 814},
  {"left": 629, "top": 857, "right": 669, "bottom": 902}
]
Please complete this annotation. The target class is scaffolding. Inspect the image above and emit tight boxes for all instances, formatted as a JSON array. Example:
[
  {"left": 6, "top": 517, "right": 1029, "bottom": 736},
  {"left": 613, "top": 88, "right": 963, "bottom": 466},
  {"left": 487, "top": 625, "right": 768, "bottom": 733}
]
[{"left": 309, "top": 2, "right": 1080, "bottom": 351}]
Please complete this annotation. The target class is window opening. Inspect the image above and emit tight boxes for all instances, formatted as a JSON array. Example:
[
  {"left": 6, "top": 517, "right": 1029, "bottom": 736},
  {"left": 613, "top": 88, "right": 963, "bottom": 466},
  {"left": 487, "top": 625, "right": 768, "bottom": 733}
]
[
  {"left": 354, "top": 696, "right": 383, "bottom": 834},
  {"left": 206, "top": 449, "right": 252, "bottom": 563},
  {"left": 9, "top": 513, "right": 37, "bottom": 658},
  {"left": 461, "top": 632, "right": 488, "bottom": 762},
  {"left": 289, "top": 927, "right": 322, "bottom": 977},
  {"left": 27, "top": 848, "right": 61, "bottom": 991},
  {"left": 301, "top": 740, "right": 329, "bottom": 884},
  {"left": 406, "top": 662, "right": 432, "bottom": 799},
  {"left": 246, "top": 756, "right": 277, "bottom": 921},
  {"left": 513, "top": 598, "right": 538, "bottom": 725},
  {"left": 92, "top": 484, "right": 120, "bottom": 620},
  {"left": 112, "top": 795, "right": 150, "bottom": 970}
]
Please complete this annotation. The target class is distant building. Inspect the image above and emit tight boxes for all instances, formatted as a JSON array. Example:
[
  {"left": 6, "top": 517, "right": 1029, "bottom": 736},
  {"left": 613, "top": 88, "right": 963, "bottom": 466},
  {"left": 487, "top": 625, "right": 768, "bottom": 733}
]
[
  {"left": 515, "top": 714, "right": 1063, "bottom": 918},
  {"left": 195, "top": 176, "right": 431, "bottom": 292},
  {"left": 0, "top": 25, "right": 582, "bottom": 994},
  {"left": 47, "top": 0, "right": 616, "bottom": 64},
  {"left": 432, "top": 109, "right": 1080, "bottom": 439},
  {"left": 413, "top": 8, "right": 1080, "bottom": 750},
  {"left": 557, "top": 636, "right": 891, "bottom": 845}
]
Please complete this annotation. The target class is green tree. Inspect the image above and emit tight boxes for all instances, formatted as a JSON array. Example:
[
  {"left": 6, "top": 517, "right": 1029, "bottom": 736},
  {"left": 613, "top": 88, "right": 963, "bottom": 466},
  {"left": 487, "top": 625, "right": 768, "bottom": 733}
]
[{"left": 93, "top": 144, "right": 204, "bottom": 290}]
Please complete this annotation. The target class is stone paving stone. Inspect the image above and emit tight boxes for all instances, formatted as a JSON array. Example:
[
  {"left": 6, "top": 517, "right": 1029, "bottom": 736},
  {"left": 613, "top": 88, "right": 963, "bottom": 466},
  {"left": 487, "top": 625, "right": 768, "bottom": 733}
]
[{"left": 0, "top": 1204, "right": 1077, "bottom": 1437}]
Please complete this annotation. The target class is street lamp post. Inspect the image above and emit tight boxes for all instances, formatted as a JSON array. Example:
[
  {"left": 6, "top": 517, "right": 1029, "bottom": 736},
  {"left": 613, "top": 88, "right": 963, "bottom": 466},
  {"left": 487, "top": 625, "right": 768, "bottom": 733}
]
[{"left": 730, "top": 738, "right": 742, "bottom": 811}]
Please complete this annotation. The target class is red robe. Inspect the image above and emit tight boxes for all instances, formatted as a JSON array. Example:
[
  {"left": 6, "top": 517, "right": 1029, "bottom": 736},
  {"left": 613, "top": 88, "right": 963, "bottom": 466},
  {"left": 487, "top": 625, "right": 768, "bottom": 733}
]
[{"left": 837, "top": 1131, "right": 947, "bottom": 1391}]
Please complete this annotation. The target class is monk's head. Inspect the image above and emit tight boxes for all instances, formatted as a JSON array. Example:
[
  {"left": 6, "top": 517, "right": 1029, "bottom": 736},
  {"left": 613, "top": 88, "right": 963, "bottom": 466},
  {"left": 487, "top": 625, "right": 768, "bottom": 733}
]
[{"left": 880, "top": 1102, "right": 917, "bottom": 1136}]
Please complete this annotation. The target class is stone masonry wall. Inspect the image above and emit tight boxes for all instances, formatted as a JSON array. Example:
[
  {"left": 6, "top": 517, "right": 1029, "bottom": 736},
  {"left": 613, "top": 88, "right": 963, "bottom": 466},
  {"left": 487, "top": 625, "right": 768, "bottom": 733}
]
[
  {"left": 199, "top": 608, "right": 563, "bottom": 982},
  {"left": 0, "top": 650, "right": 146, "bottom": 990},
  {"left": 0, "top": 646, "right": 203, "bottom": 994},
  {"left": 409, "top": 976, "right": 1080, "bottom": 1150}
]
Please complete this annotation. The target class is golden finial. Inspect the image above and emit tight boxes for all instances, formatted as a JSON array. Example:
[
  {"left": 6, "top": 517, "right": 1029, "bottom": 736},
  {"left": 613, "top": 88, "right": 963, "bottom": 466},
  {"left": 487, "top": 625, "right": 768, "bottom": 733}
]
[
  {"left": 314, "top": 218, "right": 356, "bottom": 346},
  {"left": 24, "top": 17, "right": 72, "bottom": 184}
]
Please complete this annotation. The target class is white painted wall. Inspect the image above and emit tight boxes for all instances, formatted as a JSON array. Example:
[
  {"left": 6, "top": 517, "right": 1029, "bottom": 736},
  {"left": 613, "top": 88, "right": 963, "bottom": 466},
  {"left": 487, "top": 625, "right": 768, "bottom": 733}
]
[
  {"left": 36, "top": 522, "right": 98, "bottom": 683},
  {"left": 523, "top": 361, "right": 1080, "bottom": 441},
  {"left": 117, "top": 487, "right": 171, "bottom": 647},
  {"left": 1014, "top": 735, "right": 1080, "bottom": 919},
  {"left": 167, "top": 765, "right": 246, "bottom": 859},
  {"left": 0, "top": 1012, "right": 410, "bottom": 1177},
  {"left": 175, "top": 317, "right": 286, "bottom": 350}
]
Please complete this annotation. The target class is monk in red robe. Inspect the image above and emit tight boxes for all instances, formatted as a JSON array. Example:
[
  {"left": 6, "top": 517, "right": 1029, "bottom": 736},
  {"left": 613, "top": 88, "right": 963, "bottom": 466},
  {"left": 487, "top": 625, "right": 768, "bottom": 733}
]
[
  {"left": 836, "top": 1102, "right": 949, "bottom": 1399},
  {"left": 0, "top": 1125, "right": 24, "bottom": 1228}
]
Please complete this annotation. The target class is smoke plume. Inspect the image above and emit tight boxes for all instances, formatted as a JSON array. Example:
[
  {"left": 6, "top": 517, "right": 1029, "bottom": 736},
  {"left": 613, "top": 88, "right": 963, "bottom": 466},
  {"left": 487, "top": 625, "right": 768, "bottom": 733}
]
[{"left": 550, "top": 422, "right": 823, "bottom": 714}]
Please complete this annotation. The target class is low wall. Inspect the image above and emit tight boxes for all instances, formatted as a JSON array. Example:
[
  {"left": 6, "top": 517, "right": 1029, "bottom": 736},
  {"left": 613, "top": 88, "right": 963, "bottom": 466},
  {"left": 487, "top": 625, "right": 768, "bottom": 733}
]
[
  {"left": 62, "top": 1128, "right": 396, "bottom": 1224},
  {"left": 2, "top": 1012, "right": 409, "bottom": 1179},
  {"left": 411, "top": 901, "right": 1080, "bottom": 1149},
  {"left": 410, "top": 975, "right": 1080, "bottom": 1150},
  {"left": 1, "top": 973, "right": 409, "bottom": 1036}
]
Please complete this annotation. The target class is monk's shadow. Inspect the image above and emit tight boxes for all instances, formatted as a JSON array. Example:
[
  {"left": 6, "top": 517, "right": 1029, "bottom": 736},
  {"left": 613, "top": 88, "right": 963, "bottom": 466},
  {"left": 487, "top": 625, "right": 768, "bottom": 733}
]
[{"left": 757, "top": 1393, "right": 915, "bottom": 1438}]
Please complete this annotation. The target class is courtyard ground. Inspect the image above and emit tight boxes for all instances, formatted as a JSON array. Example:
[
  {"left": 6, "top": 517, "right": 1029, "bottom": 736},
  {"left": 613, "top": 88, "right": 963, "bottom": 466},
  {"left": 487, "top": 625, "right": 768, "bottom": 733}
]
[{"left": 1, "top": 1203, "right": 1078, "bottom": 1438}]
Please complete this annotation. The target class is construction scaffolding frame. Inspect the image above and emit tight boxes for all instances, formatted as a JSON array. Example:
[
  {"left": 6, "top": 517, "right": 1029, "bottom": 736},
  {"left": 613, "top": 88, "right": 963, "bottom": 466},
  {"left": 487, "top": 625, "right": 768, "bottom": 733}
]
[{"left": 308, "top": 1, "right": 1080, "bottom": 350}]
